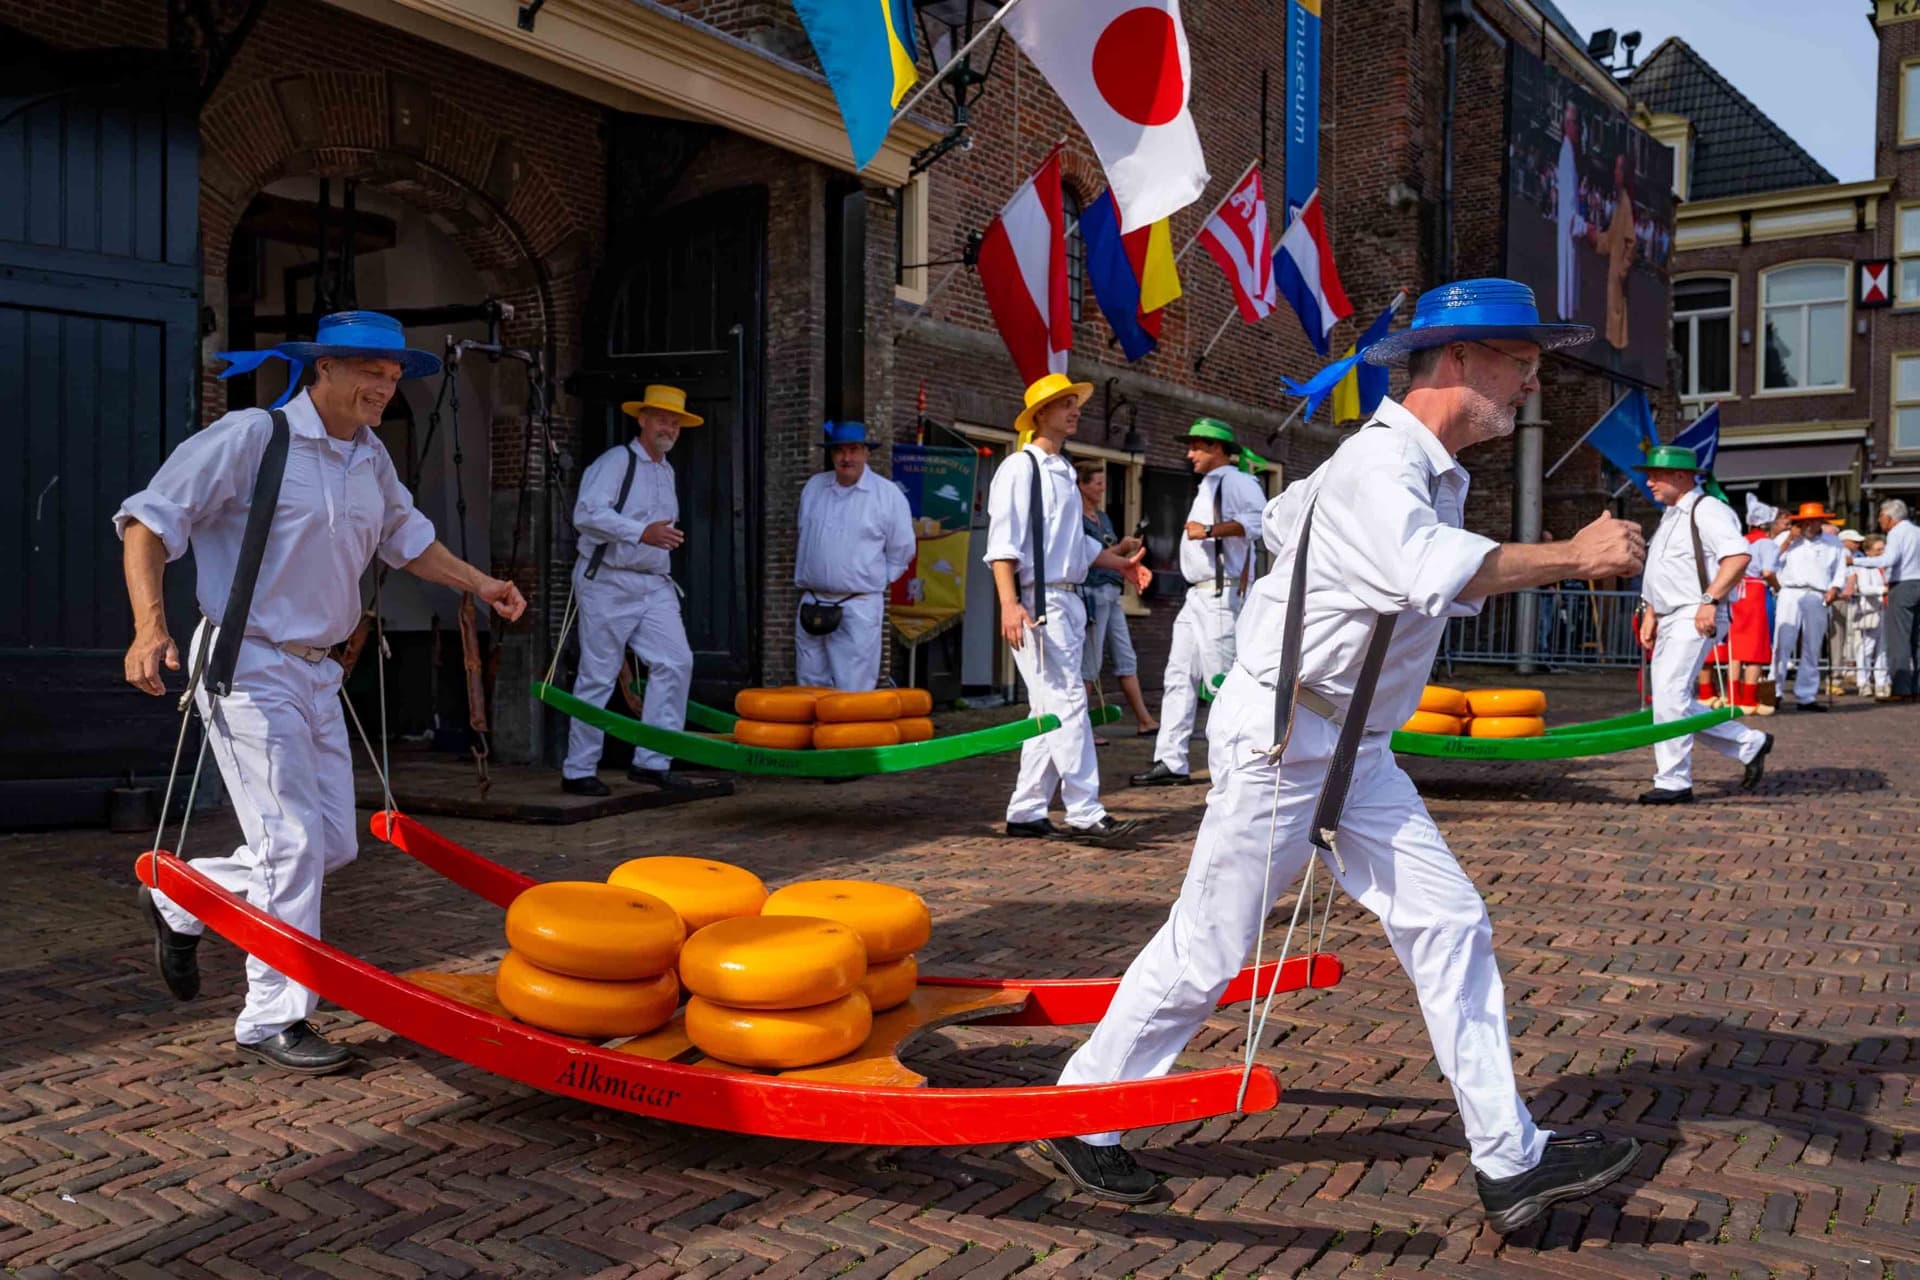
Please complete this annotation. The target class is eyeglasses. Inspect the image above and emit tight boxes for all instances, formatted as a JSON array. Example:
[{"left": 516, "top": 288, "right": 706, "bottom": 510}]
[{"left": 1466, "top": 340, "right": 1540, "bottom": 383}]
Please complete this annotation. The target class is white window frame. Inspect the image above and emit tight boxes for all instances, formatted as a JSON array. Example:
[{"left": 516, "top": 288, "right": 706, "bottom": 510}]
[
  {"left": 1757, "top": 261, "right": 1851, "bottom": 395},
  {"left": 1903, "top": 57, "right": 1920, "bottom": 145},
  {"left": 1672, "top": 273, "right": 1736, "bottom": 401},
  {"left": 1897, "top": 202, "right": 1920, "bottom": 310},
  {"left": 1894, "top": 352, "right": 1920, "bottom": 456},
  {"left": 894, "top": 171, "right": 930, "bottom": 304}
]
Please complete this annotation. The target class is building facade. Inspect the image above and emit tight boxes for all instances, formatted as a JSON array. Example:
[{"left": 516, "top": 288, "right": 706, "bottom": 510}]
[{"left": 2, "top": 0, "right": 1657, "bottom": 822}]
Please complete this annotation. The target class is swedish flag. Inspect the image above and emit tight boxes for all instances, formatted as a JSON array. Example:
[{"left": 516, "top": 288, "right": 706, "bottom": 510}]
[{"left": 795, "top": 0, "right": 919, "bottom": 170}]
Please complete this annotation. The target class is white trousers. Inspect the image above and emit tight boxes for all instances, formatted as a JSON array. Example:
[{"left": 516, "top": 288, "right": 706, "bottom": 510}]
[
  {"left": 1058, "top": 665, "right": 1547, "bottom": 1179},
  {"left": 152, "top": 627, "right": 359, "bottom": 1045},
  {"left": 1153, "top": 586, "right": 1241, "bottom": 774},
  {"left": 564, "top": 566, "right": 691, "bottom": 775},
  {"left": 1007, "top": 588, "right": 1106, "bottom": 827},
  {"left": 1649, "top": 610, "right": 1769, "bottom": 792},
  {"left": 1771, "top": 588, "right": 1828, "bottom": 705},
  {"left": 793, "top": 592, "right": 885, "bottom": 691},
  {"left": 1857, "top": 619, "right": 1889, "bottom": 692}
]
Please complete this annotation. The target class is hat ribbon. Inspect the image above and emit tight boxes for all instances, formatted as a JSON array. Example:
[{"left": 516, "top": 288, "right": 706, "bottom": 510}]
[{"left": 216, "top": 348, "right": 304, "bottom": 410}]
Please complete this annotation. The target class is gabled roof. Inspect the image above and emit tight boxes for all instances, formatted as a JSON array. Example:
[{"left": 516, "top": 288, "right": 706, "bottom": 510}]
[{"left": 1627, "top": 37, "right": 1836, "bottom": 200}]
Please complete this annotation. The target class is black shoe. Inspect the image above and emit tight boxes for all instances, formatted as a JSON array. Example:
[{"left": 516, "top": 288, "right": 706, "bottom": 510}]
[
  {"left": 1741, "top": 733, "right": 1774, "bottom": 792},
  {"left": 1065, "top": 816, "right": 1140, "bottom": 845},
  {"left": 136, "top": 885, "right": 200, "bottom": 1002},
  {"left": 629, "top": 767, "right": 697, "bottom": 792},
  {"left": 561, "top": 775, "right": 611, "bottom": 797},
  {"left": 1797, "top": 700, "right": 1828, "bottom": 713},
  {"left": 1636, "top": 786, "right": 1694, "bottom": 805},
  {"left": 236, "top": 1021, "right": 353, "bottom": 1076},
  {"left": 1129, "top": 762, "right": 1196, "bottom": 787},
  {"left": 1034, "top": 1136, "right": 1157, "bottom": 1203},
  {"left": 1005, "top": 817, "right": 1059, "bottom": 839},
  {"left": 1475, "top": 1131, "right": 1640, "bottom": 1234}
]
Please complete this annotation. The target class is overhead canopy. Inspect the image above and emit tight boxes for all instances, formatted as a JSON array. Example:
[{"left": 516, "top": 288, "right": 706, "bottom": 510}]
[{"left": 1716, "top": 442, "right": 1860, "bottom": 483}]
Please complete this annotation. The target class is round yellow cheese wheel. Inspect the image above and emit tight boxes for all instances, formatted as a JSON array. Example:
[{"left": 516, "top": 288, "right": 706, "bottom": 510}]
[
  {"left": 495, "top": 950, "right": 679, "bottom": 1039},
  {"left": 684, "top": 991, "right": 872, "bottom": 1069},
  {"left": 893, "top": 688, "right": 934, "bottom": 717},
  {"left": 607, "top": 856, "right": 768, "bottom": 931},
  {"left": 734, "top": 719, "right": 814, "bottom": 750},
  {"left": 894, "top": 716, "right": 935, "bottom": 744},
  {"left": 735, "top": 688, "right": 819, "bottom": 723},
  {"left": 813, "top": 721, "right": 901, "bottom": 750},
  {"left": 678, "top": 915, "right": 867, "bottom": 1008},
  {"left": 1418, "top": 685, "right": 1471, "bottom": 717},
  {"left": 502, "top": 881, "right": 684, "bottom": 980},
  {"left": 858, "top": 954, "right": 917, "bottom": 1012},
  {"left": 1465, "top": 688, "right": 1547, "bottom": 717},
  {"left": 815, "top": 690, "right": 902, "bottom": 723},
  {"left": 1467, "top": 715, "right": 1546, "bottom": 739},
  {"left": 762, "top": 880, "right": 931, "bottom": 963},
  {"left": 1400, "top": 710, "right": 1465, "bottom": 736}
]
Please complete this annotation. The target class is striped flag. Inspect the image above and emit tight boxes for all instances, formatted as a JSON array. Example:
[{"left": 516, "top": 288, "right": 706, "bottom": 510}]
[
  {"left": 1196, "top": 165, "right": 1275, "bottom": 323},
  {"left": 1274, "top": 189, "right": 1351, "bottom": 354},
  {"left": 976, "top": 152, "right": 1071, "bottom": 386}
]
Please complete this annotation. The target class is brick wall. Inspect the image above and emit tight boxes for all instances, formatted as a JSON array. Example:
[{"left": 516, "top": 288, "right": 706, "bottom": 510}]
[{"left": 1874, "top": 14, "right": 1920, "bottom": 495}]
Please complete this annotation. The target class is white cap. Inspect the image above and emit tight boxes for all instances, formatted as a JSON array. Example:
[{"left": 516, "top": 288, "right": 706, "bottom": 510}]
[{"left": 1838, "top": 528, "right": 1864, "bottom": 543}]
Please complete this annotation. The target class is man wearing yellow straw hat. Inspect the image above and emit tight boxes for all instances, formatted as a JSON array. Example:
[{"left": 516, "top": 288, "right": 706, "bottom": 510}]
[
  {"left": 561, "top": 385, "right": 702, "bottom": 795},
  {"left": 1770, "top": 500, "right": 1849, "bottom": 712},
  {"left": 988, "top": 373, "right": 1151, "bottom": 844}
]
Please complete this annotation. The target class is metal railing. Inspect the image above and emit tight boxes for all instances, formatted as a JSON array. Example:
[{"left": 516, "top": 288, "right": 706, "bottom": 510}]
[{"left": 1436, "top": 587, "right": 1645, "bottom": 672}]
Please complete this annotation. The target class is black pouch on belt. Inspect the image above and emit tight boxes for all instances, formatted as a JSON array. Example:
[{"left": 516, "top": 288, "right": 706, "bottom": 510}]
[{"left": 799, "top": 598, "right": 848, "bottom": 636}]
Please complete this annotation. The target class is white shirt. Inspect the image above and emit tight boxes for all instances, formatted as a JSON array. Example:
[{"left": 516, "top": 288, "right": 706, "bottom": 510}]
[
  {"left": 983, "top": 444, "right": 1104, "bottom": 591},
  {"left": 1178, "top": 465, "right": 1267, "bottom": 587},
  {"left": 1639, "top": 488, "right": 1747, "bottom": 615},
  {"left": 1850, "top": 563, "right": 1888, "bottom": 598},
  {"left": 1852, "top": 520, "right": 1920, "bottom": 584},
  {"left": 794, "top": 466, "right": 915, "bottom": 596},
  {"left": 1240, "top": 397, "right": 1496, "bottom": 735},
  {"left": 113, "top": 391, "right": 435, "bottom": 650},
  {"left": 1743, "top": 531, "right": 1779, "bottom": 579},
  {"left": 1776, "top": 531, "right": 1849, "bottom": 593},
  {"left": 573, "top": 439, "right": 677, "bottom": 576}
]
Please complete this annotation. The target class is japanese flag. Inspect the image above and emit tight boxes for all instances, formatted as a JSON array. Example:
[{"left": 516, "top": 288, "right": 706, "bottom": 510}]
[{"left": 1003, "top": 0, "right": 1209, "bottom": 233}]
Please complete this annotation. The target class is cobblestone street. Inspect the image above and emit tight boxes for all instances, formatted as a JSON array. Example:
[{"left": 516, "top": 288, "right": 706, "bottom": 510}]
[{"left": 2, "top": 671, "right": 1915, "bottom": 1278}]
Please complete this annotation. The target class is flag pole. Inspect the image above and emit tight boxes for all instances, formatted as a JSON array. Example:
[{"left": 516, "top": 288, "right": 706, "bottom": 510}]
[
  {"left": 1192, "top": 308, "right": 1238, "bottom": 371},
  {"left": 889, "top": 0, "right": 1033, "bottom": 129},
  {"left": 1543, "top": 390, "right": 1632, "bottom": 480},
  {"left": 1174, "top": 156, "right": 1262, "bottom": 265}
]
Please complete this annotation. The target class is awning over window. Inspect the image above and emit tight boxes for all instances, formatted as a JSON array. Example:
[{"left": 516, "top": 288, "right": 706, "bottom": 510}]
[{"left": 1716, "top": 442, "right": 1860, "bottom": 483}]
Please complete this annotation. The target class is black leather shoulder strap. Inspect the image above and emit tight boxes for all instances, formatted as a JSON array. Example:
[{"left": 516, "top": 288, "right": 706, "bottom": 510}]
[
  {"left": 206, "top": 409, "right": 292, "bottom": 698},
  {"left": 585, "top": 445, "right": 640, "bottom": 580},
  {"left": 1687, "top": 494, "right": 1711, "bottom": 593},
  {"left": 1028, "top": 448, "right": 1047, "bottom": 626}
]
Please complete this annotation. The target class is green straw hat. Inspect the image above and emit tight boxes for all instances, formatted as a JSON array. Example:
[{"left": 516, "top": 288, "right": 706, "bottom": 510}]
[
  {"left": 1176, "top": 417, "right": 1240, "bottom": 455},
  {"left": 1630, "top": 444, "right": 1700, "bottom": 474}
]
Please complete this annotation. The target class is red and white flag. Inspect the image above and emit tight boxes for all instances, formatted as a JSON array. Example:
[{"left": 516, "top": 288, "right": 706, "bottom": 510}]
[
  {"left": 1197, "top": 165, "right": 1276, "bottom": 324},
  {"left": 977, "top": 151, "right": 1071, "bottom": 386},
  {"left": 1003, "top": 0, "right": 1208, "bottom": 232}
]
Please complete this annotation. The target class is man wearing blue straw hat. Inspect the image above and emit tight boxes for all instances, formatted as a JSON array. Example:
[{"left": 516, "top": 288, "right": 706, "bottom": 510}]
[
  {"left": 1042, "top": 281, "right": 1647, "bottom": 1233},
  {"left": 118, "top": 311, "right": 527, "bottom": 1074},
  {"left": 793, "top": 421, "right": 915, "bottom": 690}
]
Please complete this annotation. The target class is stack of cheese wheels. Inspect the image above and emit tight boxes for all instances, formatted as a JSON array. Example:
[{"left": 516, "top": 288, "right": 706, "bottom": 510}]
[
  {"left": 1402, "top": 685, "right": 1471, "bottom": 736},
  {"left": 762, "top": 879, "right": 931, "bottom": 1015},
  {"left": 731, "top": 687, "right": 937, "bottom": 749},
  {"left": 606, "top": 855, "right": 768, "bottom": 929},
  {"left": 1464, "top": 687, "right": 1547, "bottom": 738},
  {"left": 495, "top": 881, "right": 685, "bottom": 1039},
  {"left": 679, "top": 916, "right": 874, "bottom": 1069}
]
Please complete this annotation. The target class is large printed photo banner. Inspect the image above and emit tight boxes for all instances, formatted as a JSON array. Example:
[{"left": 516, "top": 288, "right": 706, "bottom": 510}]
[
  {"left": 1503, "top": 45, "right": 1675, "bottom": 388},
  {"left": 886, "top": 444, "right": 980, "bottom": 647}
]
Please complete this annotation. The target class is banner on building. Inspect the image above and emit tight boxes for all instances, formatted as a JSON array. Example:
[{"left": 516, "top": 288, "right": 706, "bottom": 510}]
[
  {"left": 886, "top": 444, "right": 980, "bottom": 647},
  {"left": 1503, "top": 45, "right": 1675, "bottom": 388},
  {"left": 1283, "top": 0, "right": 1321, "bottom": 225}
]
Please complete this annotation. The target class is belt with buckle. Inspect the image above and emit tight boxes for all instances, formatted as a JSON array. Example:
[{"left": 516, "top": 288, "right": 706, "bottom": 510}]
[
  {"left": 277, "top": 639, "right": 339, "bottom": 664},
  {"left": 1233, "top": 663, "right": 1360, "bottom": 731}
]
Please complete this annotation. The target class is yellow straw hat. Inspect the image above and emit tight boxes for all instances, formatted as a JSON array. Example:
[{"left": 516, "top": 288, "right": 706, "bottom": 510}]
[
  {"left": 620, "top": 384, "right": 704, "bottom": 426},
  {"left": 1013, "top": 372, "right": 1093, "bottom": 445}
]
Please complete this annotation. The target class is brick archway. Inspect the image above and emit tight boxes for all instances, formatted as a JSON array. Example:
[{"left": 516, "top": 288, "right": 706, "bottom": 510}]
[{"left": 197, "top": 68, "right": 593, "bottom": 423}]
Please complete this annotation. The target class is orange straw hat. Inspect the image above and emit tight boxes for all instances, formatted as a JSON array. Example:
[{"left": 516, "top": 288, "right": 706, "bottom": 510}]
[{"left": 1787, "top": 500, "right": 1839, "bottom": 523}]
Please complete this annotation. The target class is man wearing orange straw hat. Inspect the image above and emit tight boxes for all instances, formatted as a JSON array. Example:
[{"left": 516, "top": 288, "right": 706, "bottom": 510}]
[
  {"left": 1631, "top": 445, "right": 1772, "bottom": 804},
  {"left": 1770, "top": 500, "right": 1848, "bottom": 712},
  {"left": 988, "top": 373, "right": 1151, "bottom": 844},
  {"left": 562, "top": 385, "right": 703, "bottom": 795}
]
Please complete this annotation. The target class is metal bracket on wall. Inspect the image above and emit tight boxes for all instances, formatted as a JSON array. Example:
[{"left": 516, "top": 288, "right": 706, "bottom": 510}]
[{"left": 517, "top": 0, "right": 546, "bottom": 32}]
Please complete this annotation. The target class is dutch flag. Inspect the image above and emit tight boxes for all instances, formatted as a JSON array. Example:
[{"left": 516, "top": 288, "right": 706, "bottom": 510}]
[{"left": 1274, "top": 189, "right": 1352, "bottom": 355}]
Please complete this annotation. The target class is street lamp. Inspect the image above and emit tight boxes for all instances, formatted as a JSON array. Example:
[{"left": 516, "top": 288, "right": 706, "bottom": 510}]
[{"left": 910, "top": 1, "right": 1011, "bottom": 176}]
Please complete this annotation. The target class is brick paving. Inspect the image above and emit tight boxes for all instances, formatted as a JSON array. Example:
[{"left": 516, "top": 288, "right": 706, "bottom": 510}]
[{"left": 2, "top": 670, "right": 1915, "bottom": 1278}]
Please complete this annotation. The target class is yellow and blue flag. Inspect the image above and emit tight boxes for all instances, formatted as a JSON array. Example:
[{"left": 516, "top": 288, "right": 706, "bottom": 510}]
[
  {"left": 794, "top": 0, "right": 919, "bottom": 170},
  {"left": 1081, "top": 188, "right": 1182, "bottom": 362},
  {"left": 1281, "top": 295, "right": 1398, "bottom": 422}
]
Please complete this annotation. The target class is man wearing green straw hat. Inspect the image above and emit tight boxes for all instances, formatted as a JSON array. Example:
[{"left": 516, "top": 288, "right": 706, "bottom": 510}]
[{"left": 1132, "top": 418, "right": 1267, "bottom": 787}]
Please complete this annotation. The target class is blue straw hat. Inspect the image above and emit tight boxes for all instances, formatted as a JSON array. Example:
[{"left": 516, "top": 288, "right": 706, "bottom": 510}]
[
  {"left": 823, "top": 420, "right": 876, "bottom": 447},
  {"left": 217, "top": 310, "right": 442, "bottom": 408},
  {"left": 1363, "top": 279, "right": 1593, "bottom": 366}
]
